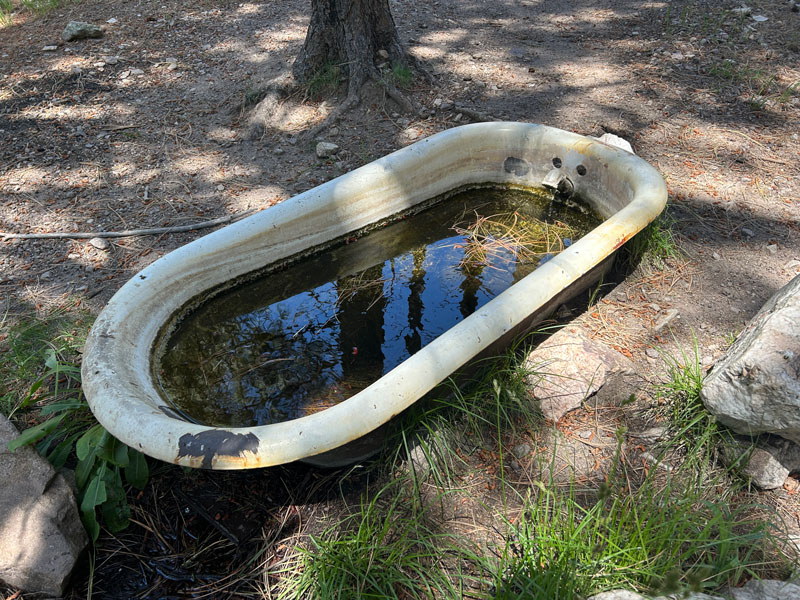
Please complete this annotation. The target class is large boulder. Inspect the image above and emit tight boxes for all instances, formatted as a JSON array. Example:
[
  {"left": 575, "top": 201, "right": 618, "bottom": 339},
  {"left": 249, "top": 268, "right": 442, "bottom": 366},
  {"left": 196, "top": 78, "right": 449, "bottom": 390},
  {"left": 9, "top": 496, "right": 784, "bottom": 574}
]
[
  {"left": 701, "top": 274, "right": 800, "bottom": 442},
  {"left": 1, "top": 415, "right": 87, "bottom": 596}
]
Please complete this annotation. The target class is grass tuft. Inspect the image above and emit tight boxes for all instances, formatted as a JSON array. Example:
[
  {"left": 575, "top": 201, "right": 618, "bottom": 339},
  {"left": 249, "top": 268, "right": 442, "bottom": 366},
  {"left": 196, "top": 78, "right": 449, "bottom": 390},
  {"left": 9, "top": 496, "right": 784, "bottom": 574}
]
[
  {"left": 625, "top": 209, "right": 682, "bottom": 272},
  {"left": 275, "top": 478, "right": 478, "bottom": 599}
]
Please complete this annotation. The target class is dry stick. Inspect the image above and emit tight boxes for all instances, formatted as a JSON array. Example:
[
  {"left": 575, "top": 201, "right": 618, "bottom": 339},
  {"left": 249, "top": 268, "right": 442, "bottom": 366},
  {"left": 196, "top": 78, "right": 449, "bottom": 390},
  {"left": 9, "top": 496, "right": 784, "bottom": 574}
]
[{"left": 1, "top": 209, "right": 257, "bottom": 241}]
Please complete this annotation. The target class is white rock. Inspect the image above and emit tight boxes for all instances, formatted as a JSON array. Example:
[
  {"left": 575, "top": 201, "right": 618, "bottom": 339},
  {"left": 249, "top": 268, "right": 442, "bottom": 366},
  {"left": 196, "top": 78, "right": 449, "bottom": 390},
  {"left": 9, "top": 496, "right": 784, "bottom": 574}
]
[
  {"left": 316, "top": 141, "right": 340, "bottom": 158},
  {"left": 751, "top": 14, "right": 768, "bottom": 22},
  {"left": 88, "top": 237, "right": 109, "bottom": 250},
  {"left": 728, "top": 579, "right": 800, "bottom": 600},
  {"left": 106, "top": 17, "right": 118, "bottom": 24},
  {"left": 43, "top": 45, "right": 58, "bottom": 52},
  {"left": 702, "top": 274, "right": 800, "bottom": 443},
  {"left": 0, "top": 416, "right": 87, "bottom": 595},
  {"left": 597, "top": 132, "right": 634, "bottom": 154}
]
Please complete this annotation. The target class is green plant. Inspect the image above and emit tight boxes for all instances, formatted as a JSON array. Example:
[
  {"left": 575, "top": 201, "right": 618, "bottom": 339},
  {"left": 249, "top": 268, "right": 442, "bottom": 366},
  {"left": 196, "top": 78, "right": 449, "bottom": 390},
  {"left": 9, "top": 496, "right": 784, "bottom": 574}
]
[
  {"left": 276, "top": 478, "right": 475, "bottom": 599},
  {"left": 3, "top": 311, "right": 149, "bottom": 541},
  {"left": 306, "top": 60, "right": 343, "bottom": 98},
  {"left": 625, "top": 209, "right": 682, "bottom": 272},
  {"left": 389, "top": 63, "right": 413, "bottom": 89},
  {"left": 496, "top": 473, "right": 781, "bottom": 598},
  {"left": 0, "top": 0, "right": 13, "bottom": 26}
]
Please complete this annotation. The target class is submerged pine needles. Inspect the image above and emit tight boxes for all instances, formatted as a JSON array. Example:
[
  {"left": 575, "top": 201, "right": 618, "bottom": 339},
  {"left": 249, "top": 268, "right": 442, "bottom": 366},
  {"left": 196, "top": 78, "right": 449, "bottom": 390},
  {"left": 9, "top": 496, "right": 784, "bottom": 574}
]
[{"left": 452, "top": 211, "right": 579, "bottom": 275}]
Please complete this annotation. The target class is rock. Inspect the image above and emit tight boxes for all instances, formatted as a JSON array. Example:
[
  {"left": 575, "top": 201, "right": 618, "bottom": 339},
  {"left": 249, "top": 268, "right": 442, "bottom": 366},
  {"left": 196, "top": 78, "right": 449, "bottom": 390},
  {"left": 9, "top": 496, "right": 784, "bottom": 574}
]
[
  {"left": 741, "top": 227, "right": 755, "bottom": 237},
  {"left": 765, "top": 244, "right": 778, "bottom": 254},
  {"left": 315, "top": 141, "right": 339, "bottom": 159},
  {"left": 701, "top": 274, "right": 800, "bottom": 443},
  {"left": 61, "top": 21, "right": 103, "bottom": 42},
  {"left": 721, "top": 441, "right": 790, "bottom": 489},
  {"left": 526, "top": 327, "right": 631, "bottom": 422},
  {"left": 654, "top": 308, "right": 680, "bottom": 332},
  {"left": 727, "top": 579, "right": 800, "bottom": 600},
  {"left": 512, "top": 442, "right": 531, "bottom": 459},
  {"left": 377, "top": 48, "right": 389, "bottom": 59},
  {"left": 596, "top": 132, "right": 634, "bottom": 154},
  {"left": 43, "top": 45, "right": 58, "bottom": 52},
  {"left": 587, "top": 591, "right": 649, "bottom": 600},
  {"left": 88, "top": 237, "right": 108, "bottom": 250},
  {"left": 645, "top": 347, "right": 660, "bottom": 359},
  {"left": 0, "top": 415, "right": 87, "bottom": 595},
  {"left": 588, "top": 591, "right": 726, "bottom": 600}
]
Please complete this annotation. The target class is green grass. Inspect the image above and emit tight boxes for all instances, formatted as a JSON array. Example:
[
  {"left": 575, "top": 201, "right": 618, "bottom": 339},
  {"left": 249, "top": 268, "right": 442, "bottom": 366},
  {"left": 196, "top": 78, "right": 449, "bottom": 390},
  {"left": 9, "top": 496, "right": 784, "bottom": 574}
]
[
  {"left": 496, "top": 468, "right": 780, "bottom": 598},
  {"left": 275, "top": 478, "right": 481, "bottom": 599},
  {"left": 1, "top": 307, "right": 92, "bottom": 418},
  {"left": 389, "top": 63, "right": 414, "bottom": 89},
  {"left": 0, "top": 0, "right": 81, "bottom": 25},
  {"left": 306, "top": 60, "right": 343, "bottom": 99},
  {"left": 0, "top": 0, "right": 13, "bottom": 25},
  {"left": 625, "top": 209, "right": 682, "bottom": 272}
]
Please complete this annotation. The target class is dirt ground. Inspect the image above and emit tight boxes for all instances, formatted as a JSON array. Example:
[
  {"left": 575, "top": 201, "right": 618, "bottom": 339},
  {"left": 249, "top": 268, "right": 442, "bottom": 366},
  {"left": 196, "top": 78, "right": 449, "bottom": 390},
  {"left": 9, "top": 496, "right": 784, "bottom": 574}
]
[{"left": 2, "top": 0, "right": 800, "bottom": 596}]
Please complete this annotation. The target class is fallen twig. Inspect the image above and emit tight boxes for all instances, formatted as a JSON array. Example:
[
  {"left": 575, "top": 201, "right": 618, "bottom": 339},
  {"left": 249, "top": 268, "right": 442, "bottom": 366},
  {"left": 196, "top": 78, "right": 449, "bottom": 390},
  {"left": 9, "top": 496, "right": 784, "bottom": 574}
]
[{"left": 1, "top": 209, "right": 257, "bottom": 241}]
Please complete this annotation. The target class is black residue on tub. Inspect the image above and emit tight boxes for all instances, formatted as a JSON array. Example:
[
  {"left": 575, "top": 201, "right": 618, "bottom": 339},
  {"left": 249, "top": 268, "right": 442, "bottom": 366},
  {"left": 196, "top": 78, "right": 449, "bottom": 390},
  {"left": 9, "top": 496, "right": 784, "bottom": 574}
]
[
  {"left": 503, "top": 157, "right": 530, "bottom": 176},
  {"left": 177, "top": 430, "right": 260, "bottom": 468}
]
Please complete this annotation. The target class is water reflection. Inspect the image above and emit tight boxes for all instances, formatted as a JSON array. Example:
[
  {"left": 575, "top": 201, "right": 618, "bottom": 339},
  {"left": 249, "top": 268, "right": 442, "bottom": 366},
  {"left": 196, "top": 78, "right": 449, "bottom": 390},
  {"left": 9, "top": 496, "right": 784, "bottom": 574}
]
[{"left": 156, "top": 186, "right": 599, "bottom": 427}]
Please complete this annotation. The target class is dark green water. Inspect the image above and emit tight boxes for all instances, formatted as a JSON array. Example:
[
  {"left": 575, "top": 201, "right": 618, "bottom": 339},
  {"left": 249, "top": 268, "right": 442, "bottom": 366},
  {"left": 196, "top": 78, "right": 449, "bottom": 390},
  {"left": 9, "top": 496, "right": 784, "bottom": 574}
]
[{"left": 155, "top": 186, "right": 600, "bottom": 427}]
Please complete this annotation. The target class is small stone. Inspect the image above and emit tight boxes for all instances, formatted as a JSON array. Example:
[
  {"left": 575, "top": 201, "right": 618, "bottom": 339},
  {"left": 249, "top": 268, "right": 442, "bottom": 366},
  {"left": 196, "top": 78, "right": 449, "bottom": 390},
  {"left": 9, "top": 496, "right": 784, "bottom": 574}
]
[
  {"left": 67, "top": 253, "right": 80, "bottom": 260},
  {"left": 167, "top": 63, "right": 177, "bottom": 71},
  {"left": 732, "top": 6, "right": 752, "bottom": 15},
  {"left": 654, "top": 308, "right": 680, "bottom": 332},
  {"left": 61, "top": 21, "right": 104, "bottom": 42},
  {"left": 316, "top": 141, "right": 340, "bottom": 159},
  {"left": 433, "top": 98, "right": 443, "bottom": 108},
  {"left": 751, "top": 14, "right": 768, "bottom": 22},
  {"left": 579, "top": 430, "right": 592, "bottom": 439},
  {"left": 377, "top": 48, "right": 389, "bottom": 59},
  {"left": 273, "top": 147, "right": 285, "bottom": 155},
  {"left": 741, "top": 227, "right": 755, "bottom": 237},
  {"left": 101, "top": 55, "right": 118, "bottom": 65},
  {"left": 555, "top": 305, "right": 572, "bottom": 319},
  {"left": 513, "top": 443, "right": 532, "bottom": 459},
  {"left": 454, "top": 113, "right": 463, "bottom": 122},
  {"left": 106, "top": 17, "right": 118, "bottom": 24},
  {"left": 712, "top": 251, "right": 721, "bottom": 260},
  {"left": 129, "top": 68, "right": 144, "bottom": 76},
  {"left": 216, "top": 184, "right": 225, "bottom": 191},
  {"left": 329, "top": 127, "right": 339, "bottom": 136},
  {"left": 71, "top": 66, "right": 82, "bottom": 74},
  {"left": 41, "top": 271, "right": 51, "bottom": 279},
  {"left": 766, "top": 244, "right": 778, "bottom": 254},
  {"left": 93, "top": 61, "right": 106, "bottom": 68},
  {"left": 645, "top": 348, "right": 659, "bottom": 359},
  {"left": 43, "top": 45, "right": 58, "bottom": 52},
  {"left": 119, "top": 70, "right": 130, "bottom": 79},
  {"left": 88, "top": 237, "right": 109, "bottom": 250}
]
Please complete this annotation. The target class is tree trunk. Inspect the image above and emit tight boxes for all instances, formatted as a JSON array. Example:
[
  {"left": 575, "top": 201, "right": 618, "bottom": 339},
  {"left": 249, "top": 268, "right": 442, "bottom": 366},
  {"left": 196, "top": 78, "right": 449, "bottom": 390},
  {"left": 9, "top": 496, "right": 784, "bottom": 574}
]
[{"left": 293, "top": 0, "right": 405, "bottom": 95}]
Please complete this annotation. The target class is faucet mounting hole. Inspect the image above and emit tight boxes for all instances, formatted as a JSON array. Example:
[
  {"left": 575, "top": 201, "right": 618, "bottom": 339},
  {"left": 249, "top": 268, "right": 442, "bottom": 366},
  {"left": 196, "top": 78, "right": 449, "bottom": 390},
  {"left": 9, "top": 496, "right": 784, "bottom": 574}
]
[
  {"left": 576, "top": 164, "right": 587, "bottom": 176},
  {"left": 552, "top": 157, "right": 562, "bottom": 168}
]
